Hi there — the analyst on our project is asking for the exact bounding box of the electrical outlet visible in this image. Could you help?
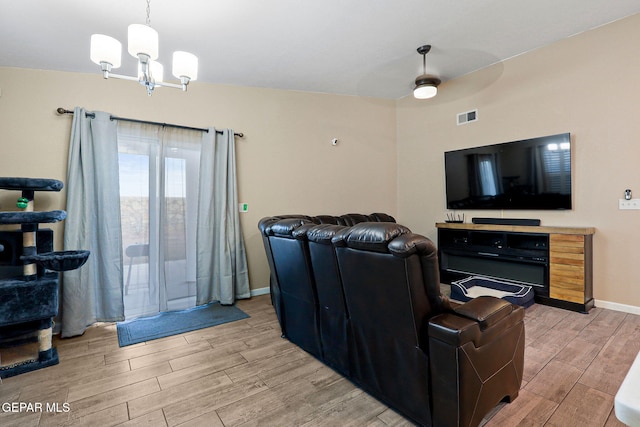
[619,199,640,210]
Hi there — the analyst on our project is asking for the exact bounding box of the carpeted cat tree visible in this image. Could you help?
[0,177,89,378]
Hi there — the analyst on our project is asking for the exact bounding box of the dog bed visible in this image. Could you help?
[451,276,535,308]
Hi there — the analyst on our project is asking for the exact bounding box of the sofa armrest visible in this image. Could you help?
[428,297,525,427]
[428,296,524,347]
[454,296,514,328]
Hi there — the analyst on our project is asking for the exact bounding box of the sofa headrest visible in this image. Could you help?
[265,218,314,237]
[258,213,395,235]
[339,213,371,226]
[258,215,313,234]
[291,223,317,239]
[305,224,348,244]
[368,212,396,223]
[313,215,340,225]
[332,222,411,253]
[388,234,437,259]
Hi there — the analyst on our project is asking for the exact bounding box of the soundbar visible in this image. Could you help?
[471,218,541,226]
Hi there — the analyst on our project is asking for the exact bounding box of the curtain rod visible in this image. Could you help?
[56,108,244,138]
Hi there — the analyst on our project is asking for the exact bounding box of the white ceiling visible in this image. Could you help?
[2,1,639,99]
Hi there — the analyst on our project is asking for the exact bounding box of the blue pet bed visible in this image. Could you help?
[451,276,535,308]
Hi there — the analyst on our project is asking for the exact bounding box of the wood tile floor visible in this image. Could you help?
[1,294,638,426]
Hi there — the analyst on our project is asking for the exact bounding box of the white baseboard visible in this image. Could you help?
[246,288,640,315]
[250,286,270,297]
[595,299,640,315]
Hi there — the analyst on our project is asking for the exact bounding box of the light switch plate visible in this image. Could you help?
[619,199,640,210]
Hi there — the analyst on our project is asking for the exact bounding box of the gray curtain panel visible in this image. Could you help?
[196,128,250,305]
[61,113,248,335]
[61,108,124,337]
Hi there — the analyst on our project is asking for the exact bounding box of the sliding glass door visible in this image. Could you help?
[117,123,201,319]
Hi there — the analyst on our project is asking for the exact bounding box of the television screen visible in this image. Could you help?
[445,133,571,210]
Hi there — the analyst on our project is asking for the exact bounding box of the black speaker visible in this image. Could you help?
[471,217,541,226]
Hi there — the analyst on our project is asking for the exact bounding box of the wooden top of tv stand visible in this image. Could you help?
[436,222,595,235]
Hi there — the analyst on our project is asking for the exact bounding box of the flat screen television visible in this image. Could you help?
[444,133,571,210]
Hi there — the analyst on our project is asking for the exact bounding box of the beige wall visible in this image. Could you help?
[397,13,640,308]
[0,68,397,291]
[2,13,639,309]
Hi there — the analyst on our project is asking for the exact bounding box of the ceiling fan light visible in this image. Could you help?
[413,44,441,99]
[128,24,159,60]
[90,34,122,68]
[414,84,438,99]
[172,51,198,81]
[413,75,441,99]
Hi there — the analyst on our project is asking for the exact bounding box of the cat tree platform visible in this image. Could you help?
[21,250,90,272]
[0,210,67,224]
[0,177,64,192]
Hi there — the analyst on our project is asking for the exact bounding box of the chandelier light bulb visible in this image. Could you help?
[90,34,122,68]
[150,61,164,83]
[127,24,159,60]
[139,60,164,83]
[172,51,198,81]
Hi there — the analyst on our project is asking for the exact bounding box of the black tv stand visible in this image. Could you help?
[436,222,595,313]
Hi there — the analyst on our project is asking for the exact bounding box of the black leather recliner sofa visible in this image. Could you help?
[258,216,524,426]
[257,212,396,355]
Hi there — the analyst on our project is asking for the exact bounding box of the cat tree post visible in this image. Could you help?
[21,188,37,278]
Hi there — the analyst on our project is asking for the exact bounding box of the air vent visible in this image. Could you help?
[457,109,478,126]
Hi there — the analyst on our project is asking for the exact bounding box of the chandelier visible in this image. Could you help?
[90,0,198,96]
